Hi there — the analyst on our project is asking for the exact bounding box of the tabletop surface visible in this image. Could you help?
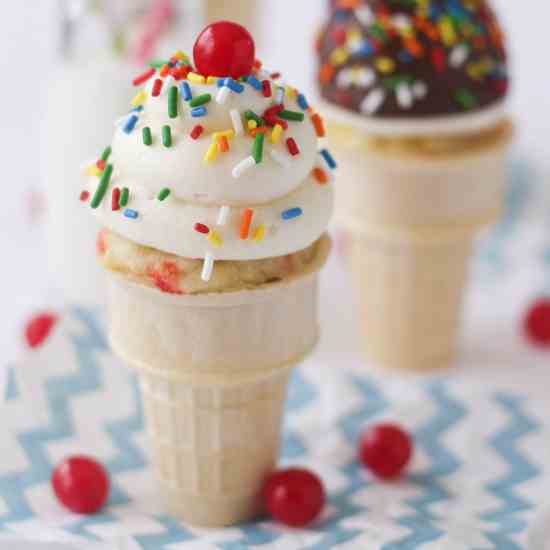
[1,157,550,549]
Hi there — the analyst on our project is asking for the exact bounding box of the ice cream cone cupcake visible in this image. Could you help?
[82,22,334,526]
[316,0,513,371]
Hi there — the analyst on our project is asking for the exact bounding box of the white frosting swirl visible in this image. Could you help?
[86,71,334,261]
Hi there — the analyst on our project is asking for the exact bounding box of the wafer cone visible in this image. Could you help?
[327,119,512,370]
[351,227,475,371]
[106,236,330,526]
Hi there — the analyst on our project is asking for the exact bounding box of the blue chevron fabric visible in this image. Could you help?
[0,306,548,550]
[1,159,549,549]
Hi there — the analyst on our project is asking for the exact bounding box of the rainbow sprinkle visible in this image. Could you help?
[239,208,253,239]
[123,114,139,134]
[111,187,120,211]
[157,188,171,201]
[189,94,212,108]
[252,224,266,242]
[180,81,192,101]
[204,142,218,163]
[101,146,112,161]
[218,135,230,153]
[123,208,138,219]
[131,91,147,107]
[252,133,264,163]
[217,206,230,225]
[142,127,152,146]
[90,164,113,209]
[261,80,272,98]
[320,148,337,170]
[207,230,223,247]
[213,130,235,140]
[275,86,285,104]
[297,93,309,110]
[281,207,302,220]
[201,252,214,281]
[162,125,172,147]
[232,156,256,178]
[168,86,179,118]
[194,222,210,234]
[286,138,300,156]
[312,167,329,185]
[246,75,262,91]
[86,165,99,177]
[119,187,129,208]
[216,86,230,104]
[244,110,263,126]
[223,78,245,93]
[230,109,244,135]
[148,60,167,69]
[190,125,204,140]
[270,124,284,144]
[151,79,163,97]
[132,68,155,86]
[311,113,325,137]
[188,72,206,84]
[279,109,305,122]
[191,106,207,117]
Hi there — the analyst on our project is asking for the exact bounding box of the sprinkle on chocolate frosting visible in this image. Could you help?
[317,0,508,119]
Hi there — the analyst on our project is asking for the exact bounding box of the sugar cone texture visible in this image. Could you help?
[351,229,474,371]
[106,236,330,526]
[327,119,512,371]
[138,365,291,526]
[328,120,513,232]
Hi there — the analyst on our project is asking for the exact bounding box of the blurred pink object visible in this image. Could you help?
[132,0,175,65]
[26,188,46,225]
[334,229,351,263]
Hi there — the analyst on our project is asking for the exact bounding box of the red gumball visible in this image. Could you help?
[359,423,413,480]
[52,456,110,514]
[524,298,550,348]
[25,312,57,349]
[262,468,325,527]
[193,21,255,79]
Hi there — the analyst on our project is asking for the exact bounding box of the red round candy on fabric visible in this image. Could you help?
[359,423,413,480]
[262,468,325,527]
[193,21,255,79]
[25,313,57,349]
[524,298,550,348]
[52,456,110,514]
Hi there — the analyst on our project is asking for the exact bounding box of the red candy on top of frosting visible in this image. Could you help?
[193,21,255,79]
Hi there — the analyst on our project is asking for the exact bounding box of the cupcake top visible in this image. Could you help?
[317,0,508,132]
[82,22,334,276]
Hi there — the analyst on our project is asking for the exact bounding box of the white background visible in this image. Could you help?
[1,0,549,367]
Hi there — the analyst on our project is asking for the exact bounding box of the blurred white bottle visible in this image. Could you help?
[43,0,202,306]
[43,2,137,306]
[43,0,259,307]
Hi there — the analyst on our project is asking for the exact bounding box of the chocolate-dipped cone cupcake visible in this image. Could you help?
[317,0,513,371]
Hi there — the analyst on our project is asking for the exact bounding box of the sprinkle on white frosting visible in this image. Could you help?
[87,68,334,261]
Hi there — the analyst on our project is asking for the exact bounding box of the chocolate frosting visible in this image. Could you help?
[317,0,508,119]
